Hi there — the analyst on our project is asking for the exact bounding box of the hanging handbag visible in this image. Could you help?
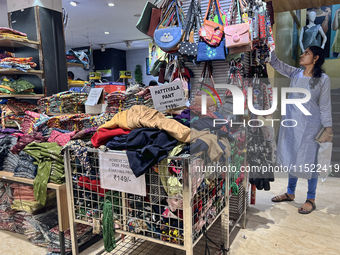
[158,66,166,83]
[224,0,252,49]
[148,7,162,37]
[136,0,162,35]
[197,38,227,62]
[164,59,177,82]
[150,53,168,76]
[178,0,199,56]
[154,0,183,52]
[199,0,225,47]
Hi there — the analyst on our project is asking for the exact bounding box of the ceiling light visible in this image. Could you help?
[126,41,132,49]
[108,3,115,7]
[100,44,106,52]
[70,1,78,7]
[104,32,110,34]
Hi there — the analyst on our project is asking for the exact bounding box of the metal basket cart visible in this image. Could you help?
[64,130,248,255]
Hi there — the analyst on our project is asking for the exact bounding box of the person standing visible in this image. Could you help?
[270,46,333,214]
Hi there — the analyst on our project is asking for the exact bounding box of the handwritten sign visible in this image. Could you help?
[149,80,186,112]
[99,151,146,196]
[85,88,103,106]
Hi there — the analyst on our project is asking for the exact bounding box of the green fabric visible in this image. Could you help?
[0,87,14,94]
[332,13,340,53]
[103,198,116,252]
[23,142,63,205]
[2,78,35,93]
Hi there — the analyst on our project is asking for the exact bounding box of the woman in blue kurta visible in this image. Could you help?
[269,46,333,214]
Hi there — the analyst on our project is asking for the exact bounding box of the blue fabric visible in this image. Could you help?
[126,128,177,177]
[287,171,318,199]
[197,38,226,62]
[106,135,128,150]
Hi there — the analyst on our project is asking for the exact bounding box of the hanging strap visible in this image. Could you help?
[183,0,195,41]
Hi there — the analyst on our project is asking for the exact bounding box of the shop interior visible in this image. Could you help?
[0,0,339,254]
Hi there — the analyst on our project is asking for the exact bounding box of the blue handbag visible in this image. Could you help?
[197,38,227,62]
[154,1,183,52]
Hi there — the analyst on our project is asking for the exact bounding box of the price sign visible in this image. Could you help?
[149,80,186,112]
[99,151,146,196]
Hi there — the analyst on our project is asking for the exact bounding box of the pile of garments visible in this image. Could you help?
[136,87,154,109]
[66,49,90,68]
[123,85,144,110]
[0,77,36,95]
[0,27,27,40]
[36,91,88,114]
[0,57,37,72]
[0,135,17,171]
[106,91,125,115]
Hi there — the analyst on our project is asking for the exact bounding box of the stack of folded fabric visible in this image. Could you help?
[0,27,27,39]
[0,135,18,171]
[0,57,37,72]
[106,91,126,114]
[124,85,143,110]
[0,77,36,95]
[13,151,37,179]
[2,151,20,173]
[136,87,154,109]
[36,92,88,114]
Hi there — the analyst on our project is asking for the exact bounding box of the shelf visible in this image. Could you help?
[67,62,84,68]
[0,94,45,99]
[0,68,44,78]
[0,37,40,49]
[0,171,66,190]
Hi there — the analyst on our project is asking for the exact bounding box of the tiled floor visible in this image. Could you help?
[1,176,339,254]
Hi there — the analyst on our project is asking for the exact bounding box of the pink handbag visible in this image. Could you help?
[224,0,251,49]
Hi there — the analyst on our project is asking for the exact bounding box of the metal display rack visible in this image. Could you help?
[64,130,248,255]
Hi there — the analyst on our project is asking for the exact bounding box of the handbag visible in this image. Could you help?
[164,59,177,82]
[158,67,166,83]
[136,0,161,35]
[198,0,225,47]
[197,38,227,62]
[179,0,199,56]
[224,0,252,49]
[154,1,183,52]
[147,8,162,37]
[315,127,328,144]
[150,53,167,76]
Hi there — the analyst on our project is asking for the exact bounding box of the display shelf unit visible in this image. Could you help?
[0,37,40,49]
[67,62,84,68]
[0,94,44,99]
[0,68,44,78]
[0,171,69,255]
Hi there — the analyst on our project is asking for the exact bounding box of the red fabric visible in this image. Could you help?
[78,176,107,197]
[48,130,77,146]
[91,128,131,148]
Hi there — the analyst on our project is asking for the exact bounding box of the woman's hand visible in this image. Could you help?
[321,127,333,143]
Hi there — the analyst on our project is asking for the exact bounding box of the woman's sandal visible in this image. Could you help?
[298,200,316,214]
[271,193,294,202]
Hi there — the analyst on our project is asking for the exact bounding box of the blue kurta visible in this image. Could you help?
[270,51,332,179]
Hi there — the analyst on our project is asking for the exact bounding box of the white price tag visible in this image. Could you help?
[99,151,146,196]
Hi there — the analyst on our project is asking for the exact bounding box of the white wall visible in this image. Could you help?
[0,1,8,27]
[68,66,90,81]
[126,48,156,86]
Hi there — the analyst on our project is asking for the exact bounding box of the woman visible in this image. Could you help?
[270,46,333,214]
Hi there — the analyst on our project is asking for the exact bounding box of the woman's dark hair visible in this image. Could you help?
[152,45,156,50]
[308,46,325,89]
[68,71,74,80]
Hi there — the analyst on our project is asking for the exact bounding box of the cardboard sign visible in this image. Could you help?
[85,88,103,106]
[149,80,186,112]
[99,151,146,196]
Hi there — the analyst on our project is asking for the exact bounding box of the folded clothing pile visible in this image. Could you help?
[13,151,37,179]
[106,91,126,114]
[0,135,17,171]
[136,87,154,109]
[123,85,143,110]
[0,77,36,95]
[36,91,88,114]
[0,27,27,39]
[0,57,37,72]
[47,223,94,253]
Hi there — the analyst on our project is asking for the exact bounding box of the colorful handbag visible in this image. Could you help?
[136,0,161,35]
[179,0,201,56]
[224,0,251,49]
[197,38,227,62]
[198,0,225,47]
[154,1,183,52]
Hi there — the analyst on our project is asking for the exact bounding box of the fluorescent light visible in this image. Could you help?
[70,1,78,7]
[108,3,115,7]
[104,32,110,34]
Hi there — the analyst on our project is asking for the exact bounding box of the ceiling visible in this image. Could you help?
[62,0,153,51]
